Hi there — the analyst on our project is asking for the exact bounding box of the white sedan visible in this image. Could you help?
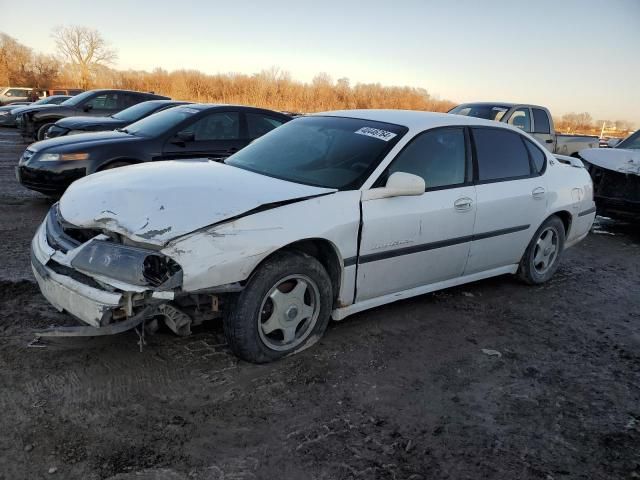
[31,110,596,362]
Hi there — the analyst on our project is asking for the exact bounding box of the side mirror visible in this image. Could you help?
[173,131,195,144]
[606,138,620,148]
[83,104,93,112]
[362,172,425,201]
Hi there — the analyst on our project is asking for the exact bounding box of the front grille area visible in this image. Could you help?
[46,204,101,253]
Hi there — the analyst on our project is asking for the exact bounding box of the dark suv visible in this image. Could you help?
[19,89,170,141]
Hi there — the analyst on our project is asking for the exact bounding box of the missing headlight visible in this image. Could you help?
[71,239,182,288]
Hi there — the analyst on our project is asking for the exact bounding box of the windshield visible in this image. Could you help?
[225,116,407,189]
[60,90,96,107]
[616,130,640,150]
[449,104,510,121]
[112,101,163,123]
[124,106,199,137]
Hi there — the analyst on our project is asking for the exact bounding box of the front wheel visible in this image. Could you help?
[36,122,54,141]
[224,251,333,363]
[518,216,565,284]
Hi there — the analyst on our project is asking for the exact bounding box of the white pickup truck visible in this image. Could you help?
[449,102,599,157]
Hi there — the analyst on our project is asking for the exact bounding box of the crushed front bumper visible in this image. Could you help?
[31,223,122,327]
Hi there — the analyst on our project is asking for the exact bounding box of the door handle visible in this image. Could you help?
[454,197,473,211]
[545,139,553,144]
[532,187,546,199]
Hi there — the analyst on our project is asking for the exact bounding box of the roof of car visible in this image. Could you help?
[454,101,548,110]
[138,99,192,106]
[316,109,524,132]
[86,89,170,98]
[177,104,290,115]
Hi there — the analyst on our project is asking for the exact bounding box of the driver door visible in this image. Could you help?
[356,127,477,301]
[161,111,246,161]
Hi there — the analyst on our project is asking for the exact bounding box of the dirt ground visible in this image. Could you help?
[0,127,638,480]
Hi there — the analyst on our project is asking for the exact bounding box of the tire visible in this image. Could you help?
[36,122,54,141]
[518,216,565,285]
[224,250,333,363]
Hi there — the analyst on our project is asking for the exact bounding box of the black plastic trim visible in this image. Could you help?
[353,224,530,265]
[578,207,597,217]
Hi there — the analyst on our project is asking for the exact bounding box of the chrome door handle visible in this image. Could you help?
[454,197,473,211]
[532,187,546,199]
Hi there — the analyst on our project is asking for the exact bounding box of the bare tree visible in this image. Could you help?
[51,25,117,89]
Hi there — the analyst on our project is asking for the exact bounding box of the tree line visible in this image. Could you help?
[0,27,454,114]
[0,26,633,134]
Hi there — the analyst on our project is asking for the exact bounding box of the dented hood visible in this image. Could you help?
[580,148,640,175]
[59,160,336,246]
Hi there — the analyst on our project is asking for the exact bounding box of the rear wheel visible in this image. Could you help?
[224,251,332,363]
[518,216,565,284]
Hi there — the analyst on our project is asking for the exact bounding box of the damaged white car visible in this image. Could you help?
[32,110,596,362]
[579,129,640,222]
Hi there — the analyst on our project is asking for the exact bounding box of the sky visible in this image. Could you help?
[2,0,639,125]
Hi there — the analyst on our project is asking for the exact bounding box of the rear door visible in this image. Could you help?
[356,127,477,301]
[161,110,246,160]
[465,127,548,275]
[531,108,556,153]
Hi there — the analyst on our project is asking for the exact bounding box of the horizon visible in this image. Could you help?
[2,0,639,125]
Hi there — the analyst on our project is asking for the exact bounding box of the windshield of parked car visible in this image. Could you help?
[124,106,200,137]
[449,104,509,121]
[225,116,407,189]
[60,90,97,107]
[616,130,640,149]
[112,101,163,123]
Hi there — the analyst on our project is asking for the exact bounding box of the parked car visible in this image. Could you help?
[449,103,599,157]
[43,88,84,97]
[45,100,192,138]
[30,110,595,362]
[17,104,291,195]
[579,130,640,221]
[0,87,34,105]
[19,89,170,141]
[0,96,71,127]
[0,102,31,125]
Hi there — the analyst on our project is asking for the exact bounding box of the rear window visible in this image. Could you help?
[449,104,509,121]
[523,138,546,173]
[472,128,532,182]
[533,109,551,134]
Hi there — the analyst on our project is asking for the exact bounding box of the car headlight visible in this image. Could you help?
[39,152,90,161]
[71,239,182,288]
[0,112,8,116]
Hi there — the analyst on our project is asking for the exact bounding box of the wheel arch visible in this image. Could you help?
[95,158,143,172]
[247,237,344,308]
[546,210,572,237]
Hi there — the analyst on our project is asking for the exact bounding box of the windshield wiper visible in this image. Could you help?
[116,128,130,134]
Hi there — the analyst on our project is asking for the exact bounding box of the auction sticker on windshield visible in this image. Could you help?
[355,127,397,141]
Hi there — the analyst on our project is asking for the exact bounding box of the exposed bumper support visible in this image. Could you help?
[34,307,153,338]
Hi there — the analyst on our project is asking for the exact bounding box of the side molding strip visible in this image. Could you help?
[578,207,597,217]
[344,224,530,266]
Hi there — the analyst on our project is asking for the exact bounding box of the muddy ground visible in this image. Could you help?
[0,127,638,480]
